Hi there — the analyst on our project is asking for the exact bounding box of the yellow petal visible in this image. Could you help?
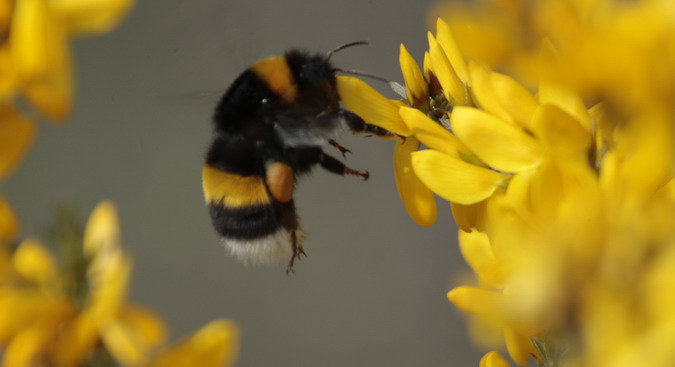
[336,76,410,136]
[530,157,600,223]
[13,238,57,286]
[480,351,510,367]
[467,315,504,350]
[0,289,74,343]
[88,250,131,321]
[149,319,239,367]
[0,195,20,241]
[399,106,468,157]
[51,0,134,35]
[532,104,590,155]
[538,81,591,131]
[436,18,468,82]
[490,72,538,131]
[458,230,493,271]
[0,106,36,180]
[451,107,543,172]
[0,47,18,99]
[393,137,436,226]
[0,0,12,27]
[468,61,514,124]
[10,0,51,81]
[3,326,52,367]
[399,44,428,108]
[83,200,121,257]
[451,200,488,233]
[503,328,535,366]
[11,0,73,120]
[100,304,167,367]
[422,51,432,83]
[447,286,509,322]
[411,150,506,205]
[53,311,99,367]
[427,32,468,105]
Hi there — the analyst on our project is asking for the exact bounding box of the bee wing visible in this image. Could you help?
[273,112,343,148]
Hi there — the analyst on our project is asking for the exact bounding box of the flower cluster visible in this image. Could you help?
[0,0,134,243]
[0,201,238,367]
[338,1,675,366]
[0,2,240,366]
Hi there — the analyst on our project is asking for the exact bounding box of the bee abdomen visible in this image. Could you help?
[208,203,293,264]
[202,164,295,264]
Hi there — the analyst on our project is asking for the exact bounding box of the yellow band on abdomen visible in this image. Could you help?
[202,165,270,207]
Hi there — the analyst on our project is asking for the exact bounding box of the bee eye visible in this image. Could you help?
[261,98,269,104]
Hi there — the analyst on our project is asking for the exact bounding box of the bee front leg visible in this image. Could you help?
[339,109,401,139]
[319,153,369,181]
[328,139,351,158]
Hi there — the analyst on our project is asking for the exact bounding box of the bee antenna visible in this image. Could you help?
[326,40,369,60]
[333,68,390,84]
[334,69,407,99]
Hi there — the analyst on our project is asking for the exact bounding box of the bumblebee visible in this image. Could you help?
[203,42,393,272]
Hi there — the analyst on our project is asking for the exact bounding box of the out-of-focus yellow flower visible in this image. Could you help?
[9,0,134,120]
[0,202,240,367]
[0,195,19,242]
[0,0,134,247]
[0,238,77,367]
[60,201,167,367]
[0,106,35,181]
[480,351,510,367]
[437,0,675,115]
[149,319,239,367]
[0,105,35,243]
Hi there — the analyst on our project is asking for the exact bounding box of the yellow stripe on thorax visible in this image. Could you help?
[202,165,270,207]
[249,56,297,103]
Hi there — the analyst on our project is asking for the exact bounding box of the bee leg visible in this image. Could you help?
[319,153,369,181]
[339,109,403,140]
[328,139,351,158]
[286,229,305,275]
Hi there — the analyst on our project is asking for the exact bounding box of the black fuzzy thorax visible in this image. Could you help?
[208,49,341,177]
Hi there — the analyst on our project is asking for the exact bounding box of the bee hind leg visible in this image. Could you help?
[286,229,306,275]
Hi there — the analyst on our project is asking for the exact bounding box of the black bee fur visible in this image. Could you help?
[203,45,394,272]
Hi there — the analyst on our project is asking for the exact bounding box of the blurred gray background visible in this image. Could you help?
[5,0,485,365]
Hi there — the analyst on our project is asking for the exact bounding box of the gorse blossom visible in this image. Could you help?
[0,202,239,367]
[338,1,675,366]
[0,3,240,366]
[0,0,133,245]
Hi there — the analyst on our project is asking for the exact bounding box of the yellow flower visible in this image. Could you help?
[480,351,510,367]
[337,72,437,227]
[71,201,167,367]
[0,238,77,367]
[148,319,239,367]
[0,201,240,367]
[10,0,134,121]
[0,195,18,242]
[426,19,469,106]
[0,105,36,243]
[0,0,134,247]
[398,44,428,110]
[341,4,675,366]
